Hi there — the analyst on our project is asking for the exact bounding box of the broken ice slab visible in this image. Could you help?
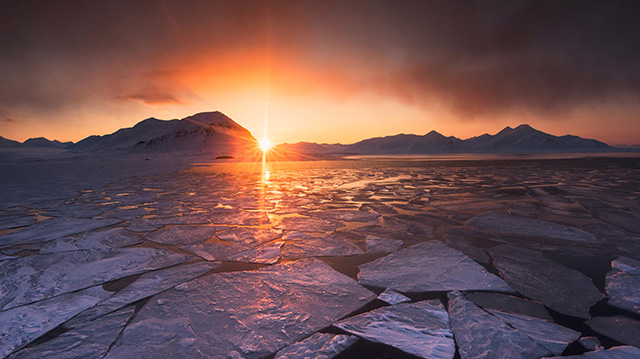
[465,292,553,321]
[8,306,134,359]
[0,218,121,247]
[144,225,217,245]
[127,214,210,232]
[66,262,219,327]
[216,227,282,246]
[487,309,581,355]
[381,216,434,239]
[591,208,640,234]
[365,236,403,253]
[281,234,364,258]
[0,215,37,231]
[333,300,455,359]
[578,337,603,351]
[585,315,640,348]
[605,256,640,315]
[0,247,191,311]
[104,259,375,359]
[208,210,270,226]
[274,333,358,359]
[542,346,640,359]
[0,286,110,359]
[39,228,142,253]
[226,242,283,264]
[181,242,248,261]
[377,288,411,305]
[274,216,345,233]
[447,291,552,359]
[308,210,380,222]
[467,212,598,244]
[358,241,513,293]
[442,233,490,263]
[487,244,604,319]
[0,253,16,261]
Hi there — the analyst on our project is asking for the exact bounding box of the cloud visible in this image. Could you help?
[116,87,182,106]
[4,118,17,122]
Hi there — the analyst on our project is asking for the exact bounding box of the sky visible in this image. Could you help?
[1,0,639,145]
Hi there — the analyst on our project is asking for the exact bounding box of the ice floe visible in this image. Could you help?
[358,241,513,292]
[377,288,411,305]
[144,225,217,245]
[365,236,403,253]
[39,227,141,253]
[0,218,121,247]
[585,315,640,348]
[334,300,455,359]
[282,234,363,258]
[274,333,357,359]
[0,248,191,310]
[465,292,553,321]
[8,306,134,359]
[66,262,219,327]
[216,227,282,246]
[0,286,110,358]
[605,256,640,315]
[487,244,604,319]
[467,212,598,244]
[104,259,375,359]
[447,291,552,359]
[542,346,640,359]
[274,216,345,232]
[308,209,379,222]
[228,241,283,264]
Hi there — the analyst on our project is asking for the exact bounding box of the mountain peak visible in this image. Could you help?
[515,124,533,130]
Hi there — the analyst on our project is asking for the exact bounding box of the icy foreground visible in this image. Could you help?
[1,157,640,357]
[334,300,455,358]
[104,259,375,359]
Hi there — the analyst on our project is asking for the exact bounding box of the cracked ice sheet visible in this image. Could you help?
[0,218,121,247]
[487,309,580,355]
[208,210,270,226]
[274,216,345,232]
[216,227,282,246]
[605,256,640,315]
[585,315,640,348]
[39,228,141,253]
[358,241,513,293]
[467,212,598,244]
[66,262,219,327]
[377,288,411,305]
[365,236,403,253]
[144,225,217,245]
[0,215,37,231]
[181,242,248,261]
[465,292,553,321]
[281,234,363,258]
[0,286,110,359]
[274,333,358,359]
[334,300,455,359]
[542,346,640,359]
[228,242,283,264]
[487,244,603,319]
[7,306,134,359]
[0,248,191,311]
[447,291,552,359]
[308,210,380,222]
[105,259,376,359]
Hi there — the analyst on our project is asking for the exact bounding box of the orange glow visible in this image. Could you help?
[258,138,272,152]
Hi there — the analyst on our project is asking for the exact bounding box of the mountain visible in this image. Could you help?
[69,111,258,157]
[69,118,179,152]
[0,136,23,149]
[277,124,612,156]
[133,112,255,154]
[23,137,72,148]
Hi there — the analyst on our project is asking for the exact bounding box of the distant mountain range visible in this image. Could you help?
[0,113,631,158]
[277,124,614,156]
[0,136,71,149]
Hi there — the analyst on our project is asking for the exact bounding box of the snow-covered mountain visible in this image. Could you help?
[69,111,258,157]
[277,124,612,156]
[69,118,179,152]
[23,137,72,148]
[0,136,23,148]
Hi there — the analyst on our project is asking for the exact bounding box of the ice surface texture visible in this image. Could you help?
[274,333,358,359]
[605,256,640,315]
[358,241,513,292]
[105,259,375,359]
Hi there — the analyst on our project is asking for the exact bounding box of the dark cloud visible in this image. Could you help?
[5,118,17,123]
[1,0,639,120]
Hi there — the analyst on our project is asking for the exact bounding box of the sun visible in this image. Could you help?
[258,137,272,152]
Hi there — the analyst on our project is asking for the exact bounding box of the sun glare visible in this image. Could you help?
[258,138,272,152]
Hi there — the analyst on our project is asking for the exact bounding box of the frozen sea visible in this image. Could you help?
[1,154,640,358]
